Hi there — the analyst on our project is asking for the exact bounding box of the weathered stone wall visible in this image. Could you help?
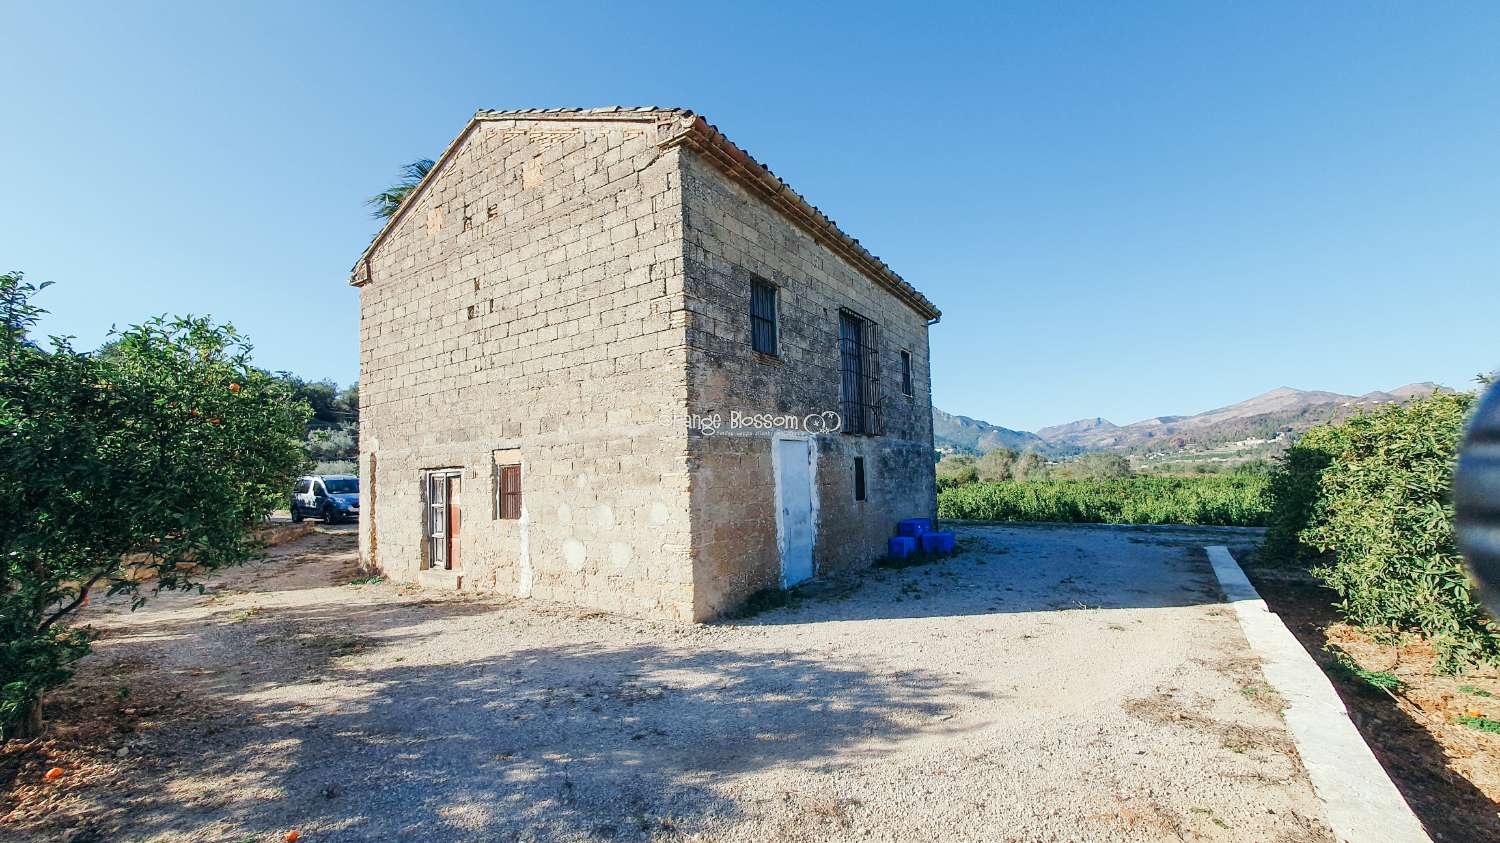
[678,151,938,619]
[357,115,697,620]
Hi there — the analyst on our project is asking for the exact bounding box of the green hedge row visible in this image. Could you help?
[937,475,1270,527]
[1262,391,1498,669]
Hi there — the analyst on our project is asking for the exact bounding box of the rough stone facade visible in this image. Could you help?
[679,153,937,618]
[353,108,939,622]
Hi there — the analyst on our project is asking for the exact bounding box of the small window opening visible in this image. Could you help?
[495,463,522,520]
[750,278,778,355]
[900,350,913,397]
[854,456,867,502]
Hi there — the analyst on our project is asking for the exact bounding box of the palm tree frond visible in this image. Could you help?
[368,158,437,220]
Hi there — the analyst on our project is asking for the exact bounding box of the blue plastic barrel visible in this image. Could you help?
[888,535,918,559]
[920,531,956,555]
[897,518,932,537]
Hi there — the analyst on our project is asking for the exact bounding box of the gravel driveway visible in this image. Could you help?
[23,523,1334,842]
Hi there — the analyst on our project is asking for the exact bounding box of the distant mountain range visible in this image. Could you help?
[932,408,1053,455]
[935,383,1454,460]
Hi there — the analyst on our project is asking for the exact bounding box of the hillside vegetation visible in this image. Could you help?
[278,376,358,474]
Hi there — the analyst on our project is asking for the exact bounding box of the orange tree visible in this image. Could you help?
[0,272,309,737]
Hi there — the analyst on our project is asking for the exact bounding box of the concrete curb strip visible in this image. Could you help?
[1204,545,1430,843]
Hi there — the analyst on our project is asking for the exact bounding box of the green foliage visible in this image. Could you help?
[938,448,1052,491]
[975,447,1019,482]
[1457,714,1500,734]
[0,272,310,737]
[1327,647,1404,692]
[1013,450,1047,479]
[1053,452,1133,480]
[308,424,357,461]
[277,376,358,472]
[280,376,357,427]
[1296,392,1496,670]
[367,158,434,220]
[938,474,1269,526]
[313,460,358,476]
[1145,458,1275,477]
[935,454,978,490]
[1261,424,1349,562]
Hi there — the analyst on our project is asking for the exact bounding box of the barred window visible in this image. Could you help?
[839,310,882,436]
[900,350,913,397]
[750,278,778,355]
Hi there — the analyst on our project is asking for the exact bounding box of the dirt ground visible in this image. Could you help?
[1238,554,1500,842]
[3,524,1336,842]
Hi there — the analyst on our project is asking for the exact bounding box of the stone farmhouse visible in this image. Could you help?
[350,107,941,621]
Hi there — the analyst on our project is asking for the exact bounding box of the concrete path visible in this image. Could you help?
[1205,545,1430,843]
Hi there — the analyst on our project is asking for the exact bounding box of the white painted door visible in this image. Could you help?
[775,438,815,587]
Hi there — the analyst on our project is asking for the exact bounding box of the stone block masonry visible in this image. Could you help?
[351,108,939,622]
[679,151,937,618]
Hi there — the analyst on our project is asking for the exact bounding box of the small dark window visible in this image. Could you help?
[496,464,522,520]
[294,479,311,494]
[854,456,867,501]
[750,278,778,355]
[900,350,913,397]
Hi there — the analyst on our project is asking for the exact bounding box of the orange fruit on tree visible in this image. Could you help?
[43,767,63,781]
[229,383,241,393]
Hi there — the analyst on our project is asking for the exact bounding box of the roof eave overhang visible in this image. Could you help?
[659,116,940,322]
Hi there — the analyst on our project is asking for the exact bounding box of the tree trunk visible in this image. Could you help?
[14,698,43,738]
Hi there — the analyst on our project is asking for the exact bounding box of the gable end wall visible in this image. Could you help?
[357,117,697,620]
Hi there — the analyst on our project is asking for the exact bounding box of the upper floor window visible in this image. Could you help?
[750,278,778,356]
[839,310,882,436]
[900,350,913,397]
[495,463,523,520]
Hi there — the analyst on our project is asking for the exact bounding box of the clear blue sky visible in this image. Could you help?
[3,2,1496,431]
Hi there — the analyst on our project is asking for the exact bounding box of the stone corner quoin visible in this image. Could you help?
[350,108,940,623]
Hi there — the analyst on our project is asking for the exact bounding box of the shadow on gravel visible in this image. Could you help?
[41,523,1252,840]
[69,596,985,841]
